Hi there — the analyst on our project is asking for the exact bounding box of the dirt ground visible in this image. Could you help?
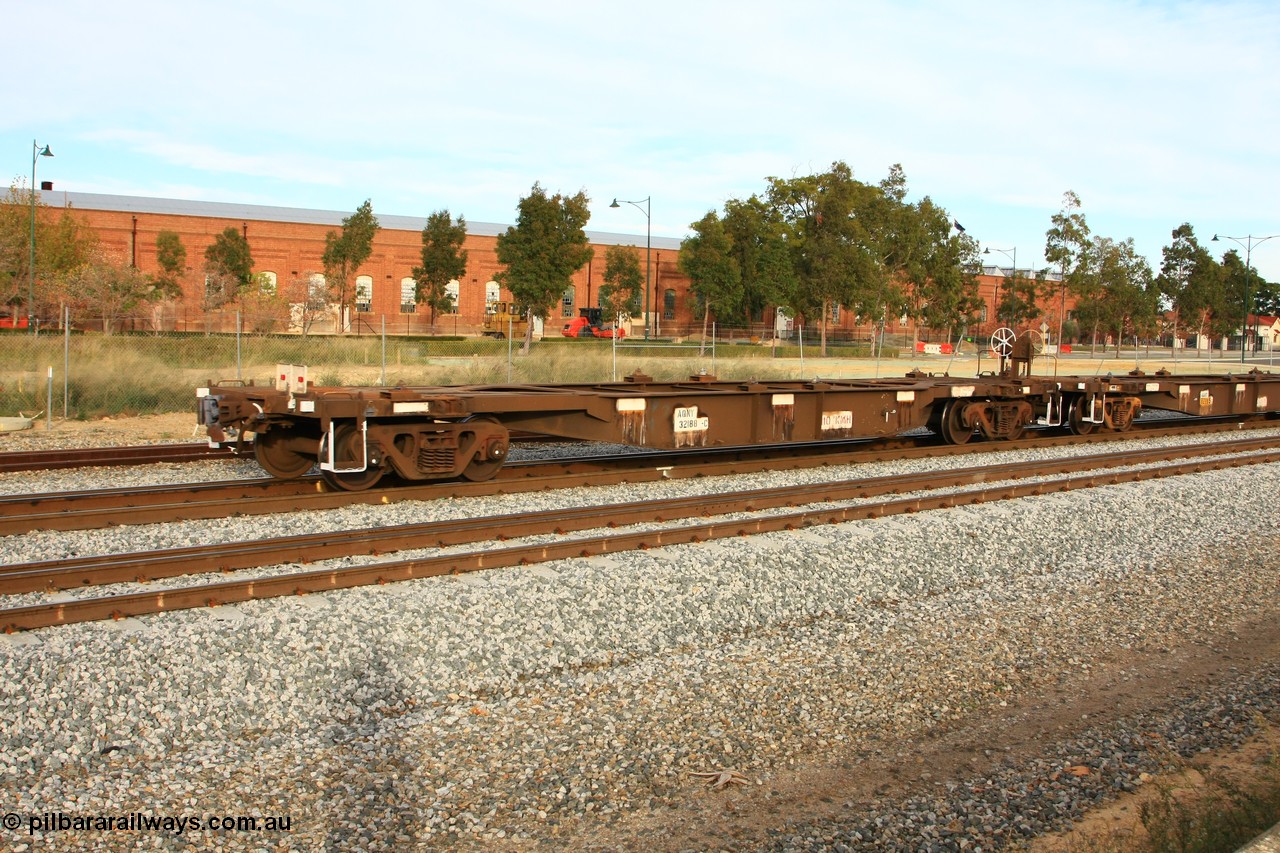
[555,612,1280,852]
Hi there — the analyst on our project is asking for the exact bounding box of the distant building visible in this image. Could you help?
[27,191,1071,342]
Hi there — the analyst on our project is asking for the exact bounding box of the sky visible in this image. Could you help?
[5,0,1279,282]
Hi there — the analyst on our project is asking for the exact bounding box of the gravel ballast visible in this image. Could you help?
[0,424,1278,851]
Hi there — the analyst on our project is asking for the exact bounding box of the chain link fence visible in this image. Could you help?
[1,311,907,420]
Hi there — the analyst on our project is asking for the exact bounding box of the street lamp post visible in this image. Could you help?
[982,246,1016,328]
[28,140,54,334]
[1212,233,1279,364]
[609,196,651,340]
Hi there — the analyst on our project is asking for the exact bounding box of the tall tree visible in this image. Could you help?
[62,252,157,333]
[1090,236,1157,352]
[153,230,187,300]
[1156,224,1218,350]
[202,226,254,311]
[767,162,884,354]
[679,211,742,345]
[598,245,643,323]
[412,210,468,326]
[322,199,380,331]
[494,183,594,351]
[722,195,794,325]
[1044,191,1095,349]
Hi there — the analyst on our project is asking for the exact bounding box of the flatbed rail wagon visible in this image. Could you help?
[197,362,1280,491]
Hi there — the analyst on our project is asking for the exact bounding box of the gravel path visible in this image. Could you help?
[0,421,1277,851]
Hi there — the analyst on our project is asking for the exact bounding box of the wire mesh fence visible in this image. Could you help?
[0,311,908,420]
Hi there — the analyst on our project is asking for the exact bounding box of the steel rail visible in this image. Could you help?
[0,442,246,472]
[0,417,1274,536]
[3,439,1278,631]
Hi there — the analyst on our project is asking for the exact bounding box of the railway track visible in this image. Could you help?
[0,441,246,472]
[3,432,1278,633]
[0,416,1273,536]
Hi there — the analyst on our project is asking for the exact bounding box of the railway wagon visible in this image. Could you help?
[196,363,1280,492]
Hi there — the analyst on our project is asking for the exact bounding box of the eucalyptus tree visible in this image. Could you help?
[1156,224,1218,350]
[721,195,795,326]
[322,199,380,332]
[153,230,187,301]
[1090,236,1157,353]
[1044,191,1096,349]
[413,210,468,326]
[766,161,884,354]
[598,245,643,323]
[678,211,742,344]
[494,183,593,351]
[202,226,254,312]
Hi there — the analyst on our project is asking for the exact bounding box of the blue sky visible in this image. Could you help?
[6,0,1279,281]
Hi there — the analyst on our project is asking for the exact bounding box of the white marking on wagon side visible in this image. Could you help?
[1258,396,1268,410]
[1145,382,1160,392]
[896,390,916,403]
[821,411,854,431]
[616,398,647,412]
[392,401,432,414]
[300,400,316,413]
[951,386,975,398]
[771,393,795,406]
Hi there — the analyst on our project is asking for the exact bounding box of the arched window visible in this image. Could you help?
[400,277,417,313]
[663,288,676,320]
[485,281,500,305]
[259,271,278,295]
[445,280,460,314]
[307,273,327,309]
[355,275,373,312]
[830,303,841,324]
[562,285,575,318]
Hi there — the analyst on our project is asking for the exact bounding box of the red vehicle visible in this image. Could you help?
[561,308,626,339]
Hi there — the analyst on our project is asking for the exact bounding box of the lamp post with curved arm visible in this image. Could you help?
[1212,233,1278,364]
[29,140,54,334]
[982,246,1015,328]
[609,196,650,340]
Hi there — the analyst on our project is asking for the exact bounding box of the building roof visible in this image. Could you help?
[36,190,685,251]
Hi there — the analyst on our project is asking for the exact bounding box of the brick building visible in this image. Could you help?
[31,191,1065,343]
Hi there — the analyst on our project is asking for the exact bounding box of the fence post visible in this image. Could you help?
[712,322,717,376]
[63,306,70,419]
[507,312,514,382]
[46,366,53,431]
[380,316,387,386]
[236,311,242,381]
[798,326,804,377]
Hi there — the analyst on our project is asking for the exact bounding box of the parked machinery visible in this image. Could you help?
[197,353,1280,492]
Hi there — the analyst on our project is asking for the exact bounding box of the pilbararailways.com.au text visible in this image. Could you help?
[8,810,292,836]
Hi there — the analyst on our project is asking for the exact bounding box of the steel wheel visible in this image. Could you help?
[1068,396,1098,435]
[253,429,316,479]
[938,400,975,445]
[459,416,509,482]
[320,423,384,491]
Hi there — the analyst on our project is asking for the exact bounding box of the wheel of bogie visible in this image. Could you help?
[493,331,505,340]
[1006,414,1026,441]
[938,400,975,445]
[1068,396,1098,435]
[320,423,385,491]
[460,417,509,482]
[253,429,316,479]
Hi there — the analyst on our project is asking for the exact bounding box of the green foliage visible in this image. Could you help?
[63,257,158,333]
[494,183,594,345]
[722,195,794,323]
[202,226,254,310]
[322,199,380,321]
[412,210,468,322]
[599,244,643,319]
[153,230,187,300]
[679,211,741,327]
